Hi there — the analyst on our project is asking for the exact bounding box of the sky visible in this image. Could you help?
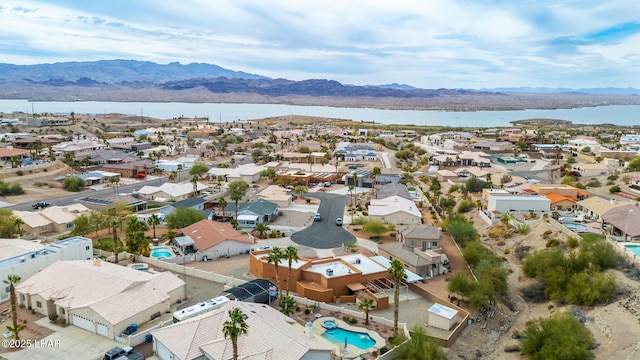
[1,0,640,89]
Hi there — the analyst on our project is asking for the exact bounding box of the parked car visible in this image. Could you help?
[336,218,343,226]
[314,213,321,221]
[32,202,50,209]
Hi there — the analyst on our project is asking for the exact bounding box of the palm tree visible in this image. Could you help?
[168,171,177,183]
[110,219,121,264]
[230,190,243,228]
[4,275,23,340]
[358,298,376,325]
[148,214,161,239]
[219,197,228,222]
[265,247,284,298]
[222,308,249,360]
[293,185,308,200]
[190,175,199,197]
[388,258,407,336]
[348,185,355,213]
[13,218,24,238]
[284,246,299,296]
[253,222,270,239]
[109,176,120,194]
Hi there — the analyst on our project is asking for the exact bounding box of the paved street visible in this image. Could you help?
[291,192,355,249]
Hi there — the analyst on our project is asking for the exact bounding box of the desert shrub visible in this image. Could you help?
[609,185,621,193]
[497,240,505,246]
[16,170,24,176]
[566,237,580,249]
[504,344,521,353]
[516,223,530,235]
[63,176,86,192]
[586,178,601,188]
[607,174,619,181]
[546,238,560,247]
[543,230,553,237]
[522,312,596,359]
[504,248,511,255]
[457,199,475,213]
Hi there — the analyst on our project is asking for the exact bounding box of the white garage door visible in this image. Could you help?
[96,322,109,337]
[72,314,94,332]
[155,341,173,360]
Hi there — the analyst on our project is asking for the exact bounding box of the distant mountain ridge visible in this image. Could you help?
[484,87,640,95]
[0,59,268,84]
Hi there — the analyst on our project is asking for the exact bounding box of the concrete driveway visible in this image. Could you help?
[291,193,355,249]
[2,323,123,360]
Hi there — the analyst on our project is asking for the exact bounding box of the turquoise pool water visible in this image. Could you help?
[563,222,588,232]
[151,248,173,259]
[322,327,376,349]
[624,245,640,256]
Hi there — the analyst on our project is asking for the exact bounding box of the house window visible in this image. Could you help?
[432,241,438,248]
[36,301,42,308]
[40,225,48,231]
[85,246,90,250]
[61,308,65,315]
[410,240,416,246]
[66,223,74,229]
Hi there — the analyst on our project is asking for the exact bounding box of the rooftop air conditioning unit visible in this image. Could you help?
[20,257,26,263]
[326,268,334,276]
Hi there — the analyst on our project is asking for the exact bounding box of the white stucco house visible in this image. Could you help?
[15,259,184,339]
[181,220,254,260]
[368,195,422,225]
[481,194,551,224]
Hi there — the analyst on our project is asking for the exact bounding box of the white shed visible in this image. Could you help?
[427,303,459,330]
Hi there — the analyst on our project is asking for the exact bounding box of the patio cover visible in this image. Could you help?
[370,255,424,283]
[346,283,366,291]
[238,214,259,222]
[175,235,195,247]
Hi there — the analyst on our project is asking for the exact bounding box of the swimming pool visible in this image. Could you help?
[151,247,173,259]
[321,327,376,350]
[624,245,640,257]
[563,222,588,232]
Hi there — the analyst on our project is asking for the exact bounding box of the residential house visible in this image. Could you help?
[52,140,107,156]
[602,204,640,241]
[571,163,611,177]
[568,137,599,153]
[151,301,334,360]
[139,181,209,202]
[76,193,148,212]
[225,199,279,228]
[376,183,412,200]
[207,164,266,184]
[83,149,139,165]
[155,159,189,172]
[480,194,551,225]
[0,147,29,163]
[181,220,254,260]
[158,197,208,218]
[575,197,631,223]
[470,140,513,152]
[101,160,155,178]
[16,259,184,339]
[251,252,392,308]
[396,224,443,251]
[335,143,378,161]
[377,242,443,278]
[368,196,422,225]
[251,185,293,208]
[0,236,93,300]
[14,204,91,238]
[436,169,458,182]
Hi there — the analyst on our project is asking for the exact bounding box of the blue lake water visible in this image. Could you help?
[1,99,639,127]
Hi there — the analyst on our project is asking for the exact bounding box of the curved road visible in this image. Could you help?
[291,192,355,249]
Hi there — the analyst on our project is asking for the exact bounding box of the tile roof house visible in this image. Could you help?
[14,204,91,238]
[575,197,631,223]
[251,185,293,208]
[151,301,334,360]
[225,199,280,228]
[159,197,208,218]
[602,204,640,241]
[395,224,443,250]
[16,259,184,340]
[376,183,412,200]
[181,220,254,260]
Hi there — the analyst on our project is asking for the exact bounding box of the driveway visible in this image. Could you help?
[1,323,123,360]
[291,193,355,249]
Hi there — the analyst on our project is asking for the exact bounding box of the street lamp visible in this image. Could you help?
[624,209,634,241]
[182,242,187,301]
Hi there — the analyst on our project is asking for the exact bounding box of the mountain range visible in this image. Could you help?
[0,60,639,110]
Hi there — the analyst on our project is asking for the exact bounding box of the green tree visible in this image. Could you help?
[70,214,91,236]
[89,210,107,237]
[0,209,19,238]
[4,275,23,340]
[109,176,120,194]
[223,307,249,360]
[363,219,388,240]
[388,259,407,336]
[394,324,446,360]
[465,177,488,192]
[358,298,376,325]
[265,247,285,298]
[279,295,296,316]
[110,218,121,264]
[62,176,86,192]
[284,246,299,296]
[189,163,210,179]
[219,197,228,222]
[294,185,308,199]
[627,156,640,171]
[165,207,205,229]
[522,312,596,360]
[125,216,150,256]
[447,219,479,247]
[229,180,249,226]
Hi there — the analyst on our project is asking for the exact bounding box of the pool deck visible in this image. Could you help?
[312,316,386,357]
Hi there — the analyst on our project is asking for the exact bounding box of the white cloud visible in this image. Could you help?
[0,0,639,88]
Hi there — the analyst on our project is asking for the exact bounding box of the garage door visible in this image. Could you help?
[72,314,94,332]
[156,341,173,360]
[96,322,109,337]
